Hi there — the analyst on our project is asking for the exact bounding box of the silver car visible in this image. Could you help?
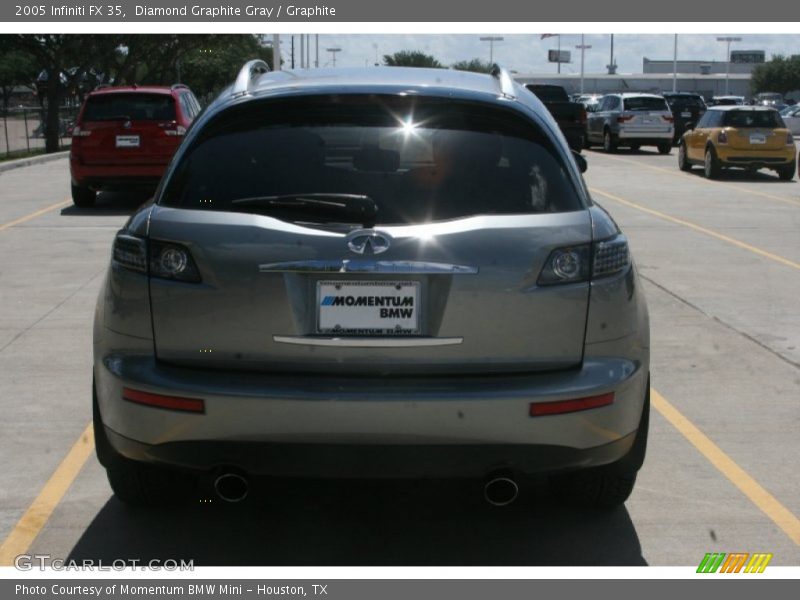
[93,62,650,509]
[587,93,674,153]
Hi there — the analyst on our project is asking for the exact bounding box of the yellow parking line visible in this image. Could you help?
[0,199,71,232]
[0,423,94,566]
[651,388,800,546]
[586,150,800,208]
[590,187,800,271]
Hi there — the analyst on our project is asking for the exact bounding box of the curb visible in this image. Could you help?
[0,150,69,174]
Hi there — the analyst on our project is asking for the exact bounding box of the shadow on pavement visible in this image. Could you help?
[60,191,152,217]
[68,477,647,566]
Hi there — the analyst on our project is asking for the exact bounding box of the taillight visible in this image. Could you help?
[112,231,201,283]
[537,233,630,286]
[662,115,674,123]
[112,233,147,273]
[71,126,91,138]
[617,115,634,123]
[787,131,794,145]
[149,240,201,283]
[718,130,728,144]
[164,125,187,137]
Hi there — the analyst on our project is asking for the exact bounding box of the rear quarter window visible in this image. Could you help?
[160,95,585,224]
[82,93,176,121]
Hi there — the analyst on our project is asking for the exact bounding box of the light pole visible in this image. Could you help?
[672,34,678,93]
[326,47,341,68]
[716,36,742,95]
[575,35,592,94]
[272,34,281,71]
[479,36,504,65]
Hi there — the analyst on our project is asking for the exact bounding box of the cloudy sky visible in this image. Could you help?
[285,34,800,74]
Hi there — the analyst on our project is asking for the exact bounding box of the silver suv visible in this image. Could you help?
[587,93,674,153]
[93,62,650,509]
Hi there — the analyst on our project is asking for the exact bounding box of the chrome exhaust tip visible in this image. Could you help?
[213,472,249,503]
[483,476,519,507]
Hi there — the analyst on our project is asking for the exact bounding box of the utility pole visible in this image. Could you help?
[315,34,319,68]
[479,36,504,65]
[672,34,678,92]
[557,35,562,74]
[272,34,280,71]
[575,34,592,94]
[716,36,741,95]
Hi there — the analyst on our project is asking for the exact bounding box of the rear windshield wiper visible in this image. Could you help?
[230,193,378,228]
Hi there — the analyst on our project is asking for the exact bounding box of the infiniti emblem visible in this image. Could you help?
[122,120,132,129]
[347,232,391,255]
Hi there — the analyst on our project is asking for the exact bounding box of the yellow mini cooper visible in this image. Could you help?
[678,105,796,180]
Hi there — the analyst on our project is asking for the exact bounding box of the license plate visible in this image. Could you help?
[115,135,140,148]
[317,281,420,335]
[749,134,766,144]
[681,111,692,117]
[642,118,654,124]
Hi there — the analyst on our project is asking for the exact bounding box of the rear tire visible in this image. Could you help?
[776,163,795,181]
[549,378,650,509]
[603,130,617,153]
[71,184,95,208]
[657,143,672,155]
[678,142,692,171]
[704,147,721,179]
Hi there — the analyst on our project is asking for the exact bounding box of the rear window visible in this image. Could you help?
[722,110,783,128]
[665,95,705,109]
[623,96,669,112]
[526,85,568,103]
[160,95,583,225]
[82,93,176,121]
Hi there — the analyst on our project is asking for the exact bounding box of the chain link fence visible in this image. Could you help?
[0,106,80,159]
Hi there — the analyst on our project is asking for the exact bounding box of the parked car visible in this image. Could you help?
[524,84,588,152]
[93,62,650,509]
[678,106,796,180]
[586,93,674,153]
[709,96,745,106]
[780,105,800,135]
[662,92,706,143]
[575,94,603,113]
[754,92,784,107]
[69,84,201,207]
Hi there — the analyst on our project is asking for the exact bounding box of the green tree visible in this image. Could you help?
[751,54,800,96]
[0,44,38,110]
[451,58,493,74]
[383,51,443,68]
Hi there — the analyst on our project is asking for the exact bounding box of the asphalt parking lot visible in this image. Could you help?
[0,148,798,567]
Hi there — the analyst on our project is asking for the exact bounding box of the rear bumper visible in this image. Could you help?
[94,343,648,478]
[70,157,168,188]
[616,130,673,142]
[717,149,795,168]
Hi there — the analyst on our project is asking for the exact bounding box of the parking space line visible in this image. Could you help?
[651,388,800,546]
[0,199,71,232]
[586,151,800,208]
[0,423,94,566]
[590,187,800,271]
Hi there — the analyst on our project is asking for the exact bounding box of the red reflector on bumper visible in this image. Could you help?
[529,392,614,417]
[123,387,205,413]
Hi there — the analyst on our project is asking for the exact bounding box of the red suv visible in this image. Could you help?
[70,84,201,207]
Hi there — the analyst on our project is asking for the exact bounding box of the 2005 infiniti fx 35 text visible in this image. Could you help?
[93,61,650,508]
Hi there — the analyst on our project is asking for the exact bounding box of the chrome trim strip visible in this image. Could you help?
[259,260,478,274]
[273,336,464,348]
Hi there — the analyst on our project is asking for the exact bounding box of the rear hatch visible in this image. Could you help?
[74,92,181,165]
[620,96,673,134]
[722,109,789,151]
[149,95,592,375]
[667,96,706,129]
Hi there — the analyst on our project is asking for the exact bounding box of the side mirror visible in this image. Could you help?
[572,150,588,173]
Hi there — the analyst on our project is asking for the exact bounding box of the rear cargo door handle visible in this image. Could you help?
[259,260,478,275]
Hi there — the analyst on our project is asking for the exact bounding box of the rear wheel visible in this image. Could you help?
[678,142,692,171]
[549,378,650,509]
[704,147,721,179]
[657,142,672,155]
[71,184,95,207]
[776,163,795,181]
[603,129,617,153]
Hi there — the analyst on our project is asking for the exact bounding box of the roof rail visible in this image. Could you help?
[490,64,516,99]
[232,59,270,97]
[171,83,189,90]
